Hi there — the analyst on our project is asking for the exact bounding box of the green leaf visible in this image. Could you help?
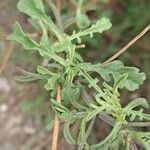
[62,86,81,105]
[126,109,150,121]
[78,117,95,150]
[90,122,122,149]
[76,9,90,29]
[75,52,83,62]
[114,74,128,92]
[63,122,76,145]
[88,78,99,88]
[16,75,45,82]
[37,65,51,75]
[130,131,150,150]
[46,0,63,31]
[86,106,105,122]
[77,118,86,145]
[37,65,56,76]
[50,40,70,53]
[45,75,58,91]
[109,135,122,150]
[72,101,87,110]
[70,17,112,41]
[28,18,42,32]
[18,0,46,20]
[15,68,47,82]
[39,21,51,48]
[124,98,149,111]
[42,50,67,66]
[8,22,39,49]
[8,22,67,66]
[50,99,69,113]
[123,98,150,121]
[78,60,146,91]
[18,0,63,40]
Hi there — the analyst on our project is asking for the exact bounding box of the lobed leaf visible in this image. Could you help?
[8,22,67,66]
[70,17,112,41]
[8,22,39,50]
[18,0,46,20]
[18,0,63,40]
[78,60,146,91]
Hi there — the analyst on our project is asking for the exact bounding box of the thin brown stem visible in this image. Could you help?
[0,42,14,75]
[0,32,39,40]
[56,0,61,15]
[51,1,62,150]
[103,24,150,64]
[51,85,61,150]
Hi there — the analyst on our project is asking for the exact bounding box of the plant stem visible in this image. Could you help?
[103,24,150,64]
[99,112,114,126]
[78,117,96,150]
[51,85,61,150]
[51,1,62,150]
[126,122,150,127]
[56,0,61,15]
[46,0,63,32]
[0,42,14,75]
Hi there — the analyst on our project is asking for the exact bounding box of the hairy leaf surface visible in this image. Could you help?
[78,60,146,91]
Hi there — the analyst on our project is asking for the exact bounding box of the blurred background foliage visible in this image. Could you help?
[0,0,149,149]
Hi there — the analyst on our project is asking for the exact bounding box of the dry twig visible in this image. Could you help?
[51,1,62,150]
[56,0,61,15]
[103,24,150,64]
[51,85,61,150]
[0,42,14,75]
